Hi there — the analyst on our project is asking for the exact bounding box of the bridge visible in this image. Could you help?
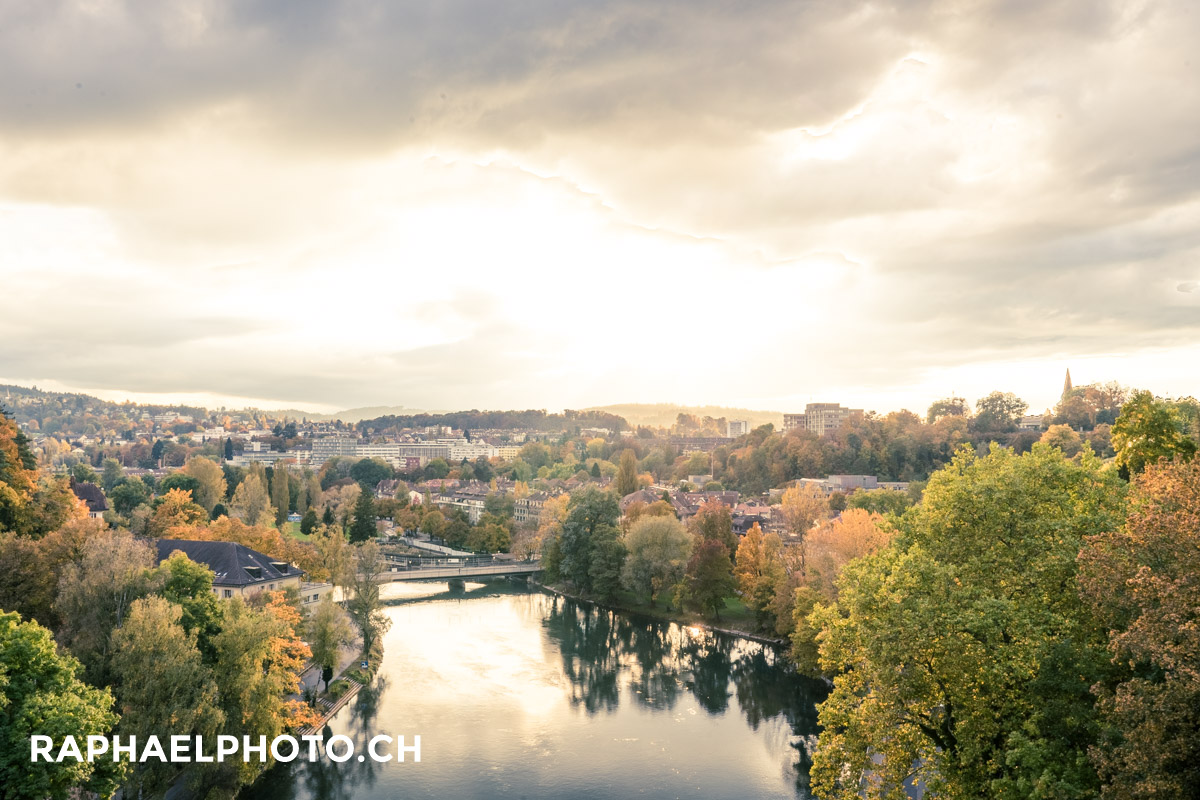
[378,551,542,584]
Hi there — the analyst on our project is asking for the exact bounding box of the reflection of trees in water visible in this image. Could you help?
[543,596,829,796]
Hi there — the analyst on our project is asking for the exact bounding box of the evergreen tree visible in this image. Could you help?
[223,437,234,461]
[348,488,376,543]
[270,466,290,526]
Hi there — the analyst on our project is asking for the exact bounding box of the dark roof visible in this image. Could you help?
[154,539,300,587]
[71,481,108,513]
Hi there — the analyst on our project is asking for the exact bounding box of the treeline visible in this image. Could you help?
[0,409,394,800]
[357,408,628,435]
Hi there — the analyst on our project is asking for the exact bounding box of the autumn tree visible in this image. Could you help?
[1040,423,1084,457]
[926,396,970,423]
[147,487,207,536]
[230,472,271,526]
[688,498,737,557]
[779,483,827,549]
[810,445,1124,800]
[55,530,161,684]
[1079,457,1200,799]
[621,515,691,607]
[733,523,786,629]
[183,456,227,515]
[0,612,125,800]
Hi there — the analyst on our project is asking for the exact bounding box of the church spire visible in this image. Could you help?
[1062,368,1073,399]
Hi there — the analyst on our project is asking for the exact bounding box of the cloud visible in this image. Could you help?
[1,0,1198,412]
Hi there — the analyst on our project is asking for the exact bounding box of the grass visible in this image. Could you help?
[282,521,310,541]
[583,587,769,640]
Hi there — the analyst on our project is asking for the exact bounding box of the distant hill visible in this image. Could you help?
[583,403,783,430]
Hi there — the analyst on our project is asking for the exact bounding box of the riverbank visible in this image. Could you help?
[531,580,789,647]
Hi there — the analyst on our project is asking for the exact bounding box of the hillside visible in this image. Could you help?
[583,403,783,430]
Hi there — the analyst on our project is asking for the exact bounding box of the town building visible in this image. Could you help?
[726,419,750,438]
[70,481,108,519]
[153,539,332,609]
[782,403,864,437]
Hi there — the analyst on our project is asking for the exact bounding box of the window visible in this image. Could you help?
[223,589,232,598]
[269,583,275,590]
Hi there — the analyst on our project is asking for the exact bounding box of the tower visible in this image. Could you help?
[1062,368,1073,399]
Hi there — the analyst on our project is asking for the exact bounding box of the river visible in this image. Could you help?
[243,581,828,800]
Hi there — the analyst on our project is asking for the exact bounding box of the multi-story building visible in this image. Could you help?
[726,419,750,438]
[782,403,863,437]
[153,539,333,609]
[514,491,554,526]
[311,435,358,465]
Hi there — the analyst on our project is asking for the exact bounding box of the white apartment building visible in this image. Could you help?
[782,403,863,437]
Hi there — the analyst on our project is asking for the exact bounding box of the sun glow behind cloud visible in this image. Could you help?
[1,0,1199,413]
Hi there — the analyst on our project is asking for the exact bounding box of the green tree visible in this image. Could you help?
[157,472,200,498]
[70,463,98,484]
[1111,390,1197,477]
[101,458,125,493]
[350,457,393,489]
[972,390,1029,433]
[300,508,319,535]
[688,498,737,557]
[1079,457,1200,799]
[559,488,621,593]
[810,444,1124,800]
[845,488,911,516]
[682,539,737,619]
[621,515,691,607]
[588,525,626,603]
[1040,423,1084,457]
[108,478,150,516]
[156,551,224,663]
[927,396,969,423]
[270,465,290,526]
[615,449,639,496]
[223,438,234,460]
[345,542,392,659]
[110,596,223,796]
[419,509,446,539]
[306,595,356,690]
[0,612,125,800]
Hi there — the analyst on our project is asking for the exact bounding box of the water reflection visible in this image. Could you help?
[244,585,827,800]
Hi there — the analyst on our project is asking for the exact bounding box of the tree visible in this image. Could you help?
[559,488,621,593]
[157,472,201,498]
[300,508,319,535]
[590,461,602,479]
[810,445,1125,800]
[156,551,224,662]
[270,465,290,526]
[1111,390,1197,477]
[845,488,910,516]
[927,396,969,423]
[467,513,512,553]
[616,449,639,496]
[1079,457,1200,799]
[1040,423,1084,457]
[972,390,1029,433]
[734,523,786,630]
[779,483,827,547]
[681,539,737,619]
[108,477,149,516]
[588,525,626,603]
[419,509,446,539]
[110,597,223,796]
[223,437,234,460]
[310,525,354,590]
[230,472,270,526]
[100,458,125,493]
[306,595,356,690]
[183,456,227,515]
[0,612,125,800]
[211,596,314,788]
[621,515,692,607]
[55,530,160,685]
[688,498,738,557]
[345,542,392,659]
[148,487,207,536]
[350,457,393,489]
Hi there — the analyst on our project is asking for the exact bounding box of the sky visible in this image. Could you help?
[1,0,1198,417]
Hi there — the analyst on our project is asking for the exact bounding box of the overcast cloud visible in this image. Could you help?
[1,0,1198,415]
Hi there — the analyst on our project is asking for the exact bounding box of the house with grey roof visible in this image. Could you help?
[154,538,332,608]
